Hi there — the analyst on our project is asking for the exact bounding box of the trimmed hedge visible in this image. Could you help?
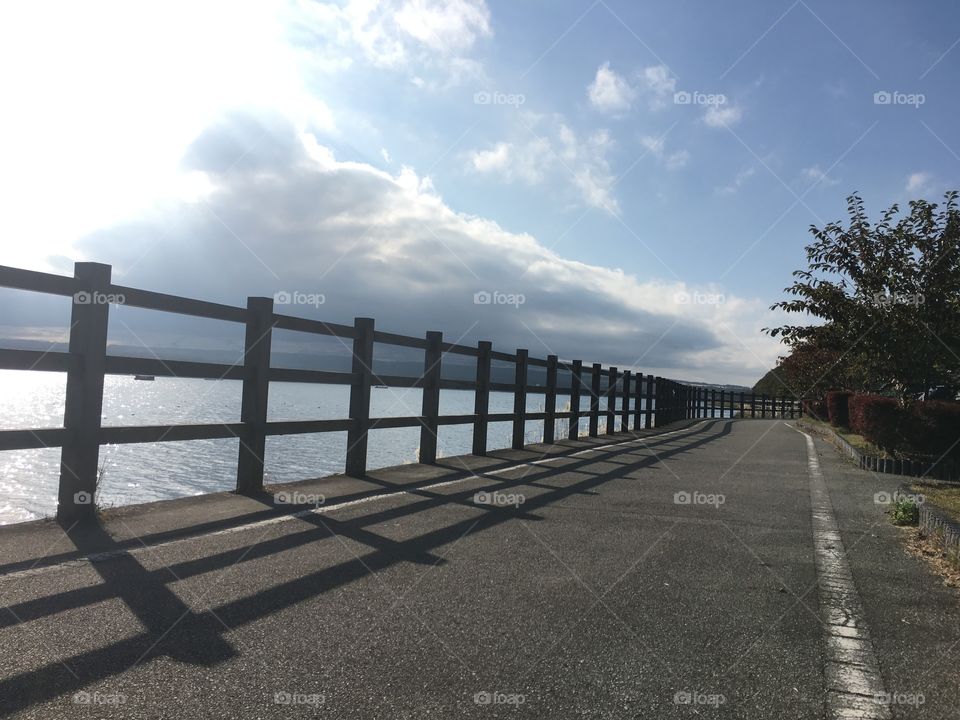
[911,400,960,458]
[802,398,828,421]
[848,394,902,451]
[847,394,960,460]
[826,390,853,427]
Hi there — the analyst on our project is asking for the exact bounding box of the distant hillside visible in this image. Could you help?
[752,367,791,396]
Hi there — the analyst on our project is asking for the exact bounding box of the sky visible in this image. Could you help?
[0,0,958,385]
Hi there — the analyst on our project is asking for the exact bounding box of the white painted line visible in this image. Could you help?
[790,424,891,719]
[1,421,711,581]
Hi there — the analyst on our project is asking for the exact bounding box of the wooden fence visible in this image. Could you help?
[0,262,801,521]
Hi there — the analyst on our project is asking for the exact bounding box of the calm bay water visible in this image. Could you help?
[0,369,623,524]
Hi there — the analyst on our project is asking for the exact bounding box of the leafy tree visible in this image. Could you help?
[753,343,856,398]
[767,192,960,400]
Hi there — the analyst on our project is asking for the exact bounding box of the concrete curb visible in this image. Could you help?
[915,493,960,562]
[796,418,959,481]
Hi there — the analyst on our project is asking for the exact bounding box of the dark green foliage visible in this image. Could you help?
[802,398,828,421]
[767,192,960,399]
[890,496,920,526]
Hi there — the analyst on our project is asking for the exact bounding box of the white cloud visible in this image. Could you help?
[394,0,491,52]
[801,165,839,186]
[640,135,665,156]
[587,63,678,113]
[0,0,332,269]
[295,0,491,84]
[466,117,619,213]
[906,172,933,194]
[639,64,677,109]
[467,138,551,185]
[73,112,784,383]
[640,135,689,170]
[718,165,757,195]
[703,104,743,128]
[469,142,514,173]
[587,62,636,114]
[665,150,690,170]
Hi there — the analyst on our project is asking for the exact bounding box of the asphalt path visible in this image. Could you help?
[1,419,957,718]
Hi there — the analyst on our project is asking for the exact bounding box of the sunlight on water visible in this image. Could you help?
[0,370,620,524]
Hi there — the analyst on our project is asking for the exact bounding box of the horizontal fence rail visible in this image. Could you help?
[0,262,802,521]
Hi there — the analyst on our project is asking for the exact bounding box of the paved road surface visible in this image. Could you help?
[1,419,958,718]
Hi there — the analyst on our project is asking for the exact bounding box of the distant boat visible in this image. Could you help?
[374,384,388,389]
[134,375,155,381]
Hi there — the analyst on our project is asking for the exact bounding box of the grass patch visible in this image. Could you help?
[890,496,920,525]
[911,481,960,524]
[798,416,891,457]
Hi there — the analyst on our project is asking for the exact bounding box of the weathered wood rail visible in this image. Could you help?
[0,262,801,521]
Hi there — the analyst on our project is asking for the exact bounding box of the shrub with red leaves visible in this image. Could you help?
[910,401,960,459]
[848,394,903,450]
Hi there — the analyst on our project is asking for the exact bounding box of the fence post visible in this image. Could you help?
[569,360,583,440]
[633,371,643,430]
[345,317,375,477]
[236,296,275,495]
[739,392,745,418]
[58,262,112,522]
[780,396,787,419]
[589,363,602,437]
[512,349,528,449]
[621,370,631,432]
[419,331,443,464]
[761,394,768,419]
[544,355,558,444]
[472,341,492,456]
[719,390,725,420]
[606,366,618,434]
[653,376,663,427]
[644,375,654,427]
